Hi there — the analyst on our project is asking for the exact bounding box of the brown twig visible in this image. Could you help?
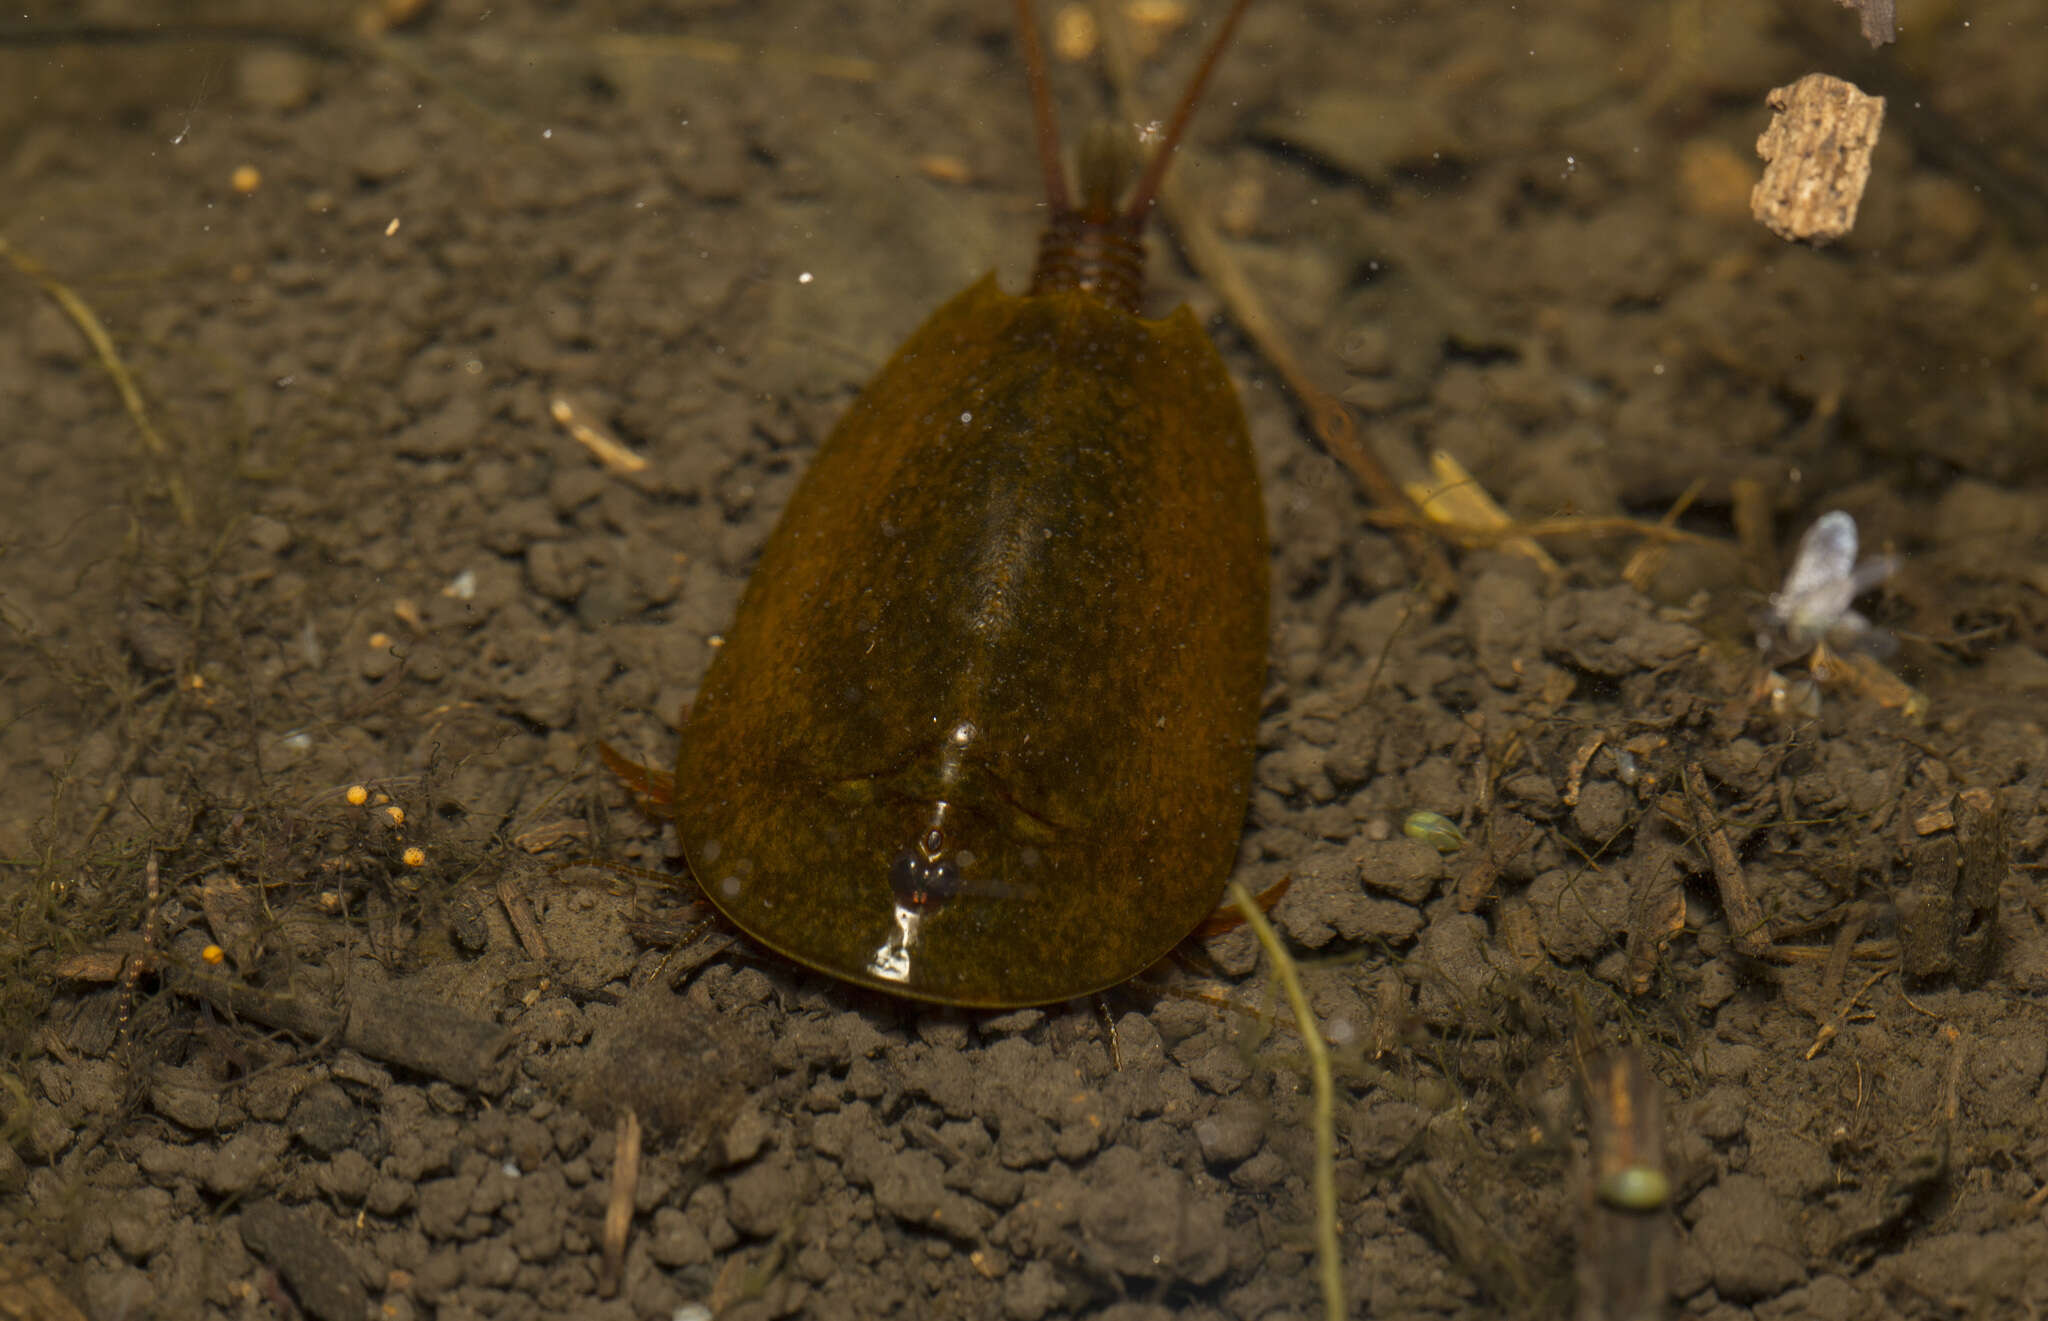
[549,396,649,475]
[1937,1022,1965,1126]
[497,876,551,962]
[1427,512,1725,550]
[1763,939,1898,965]
[1804,966,1891,1060]
[1682,764,1771,957]
[168,965,516,1092]
[599,1110,644,1298]
[114,853,162,1049]
[1562,735,1607,809]
[1815,901,1874,1011]
[1620,479,1706,593]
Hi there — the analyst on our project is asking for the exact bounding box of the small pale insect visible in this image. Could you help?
[1759,510,1896,659]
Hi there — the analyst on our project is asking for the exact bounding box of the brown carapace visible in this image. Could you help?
[657,0,1267,1008]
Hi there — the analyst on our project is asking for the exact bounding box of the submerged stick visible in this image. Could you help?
[1228,879,1343,1321]
[169,964,515,1092]
[1682,763,1772,957]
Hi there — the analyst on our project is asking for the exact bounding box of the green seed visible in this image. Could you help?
[1596,1165,1672,1212]
[1402,810,1465,853]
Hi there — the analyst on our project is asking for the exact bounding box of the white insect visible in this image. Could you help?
[1759,510,1896,658]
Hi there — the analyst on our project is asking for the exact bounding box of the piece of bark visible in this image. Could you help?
[1752,74,1886,246]
[1898,789,2006,984]
[168,965,516,1093]
[1953,788,2005,986]
[1897,834,1962,979]
[237,1201,369,1321]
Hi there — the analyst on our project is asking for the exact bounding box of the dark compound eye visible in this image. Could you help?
[888,850,962,909]
[887,851,920,896]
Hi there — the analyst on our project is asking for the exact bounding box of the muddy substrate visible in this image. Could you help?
[5,1,2048,1318]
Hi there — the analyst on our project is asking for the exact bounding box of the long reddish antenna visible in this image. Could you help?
[1012,0,1071,214]
[1121,0,1255,224]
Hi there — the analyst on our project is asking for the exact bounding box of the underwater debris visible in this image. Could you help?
[1754,511,1926,719]
[1757,510,1896,661]
[1834,0,1897,47]
[1752,74,1886,245]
